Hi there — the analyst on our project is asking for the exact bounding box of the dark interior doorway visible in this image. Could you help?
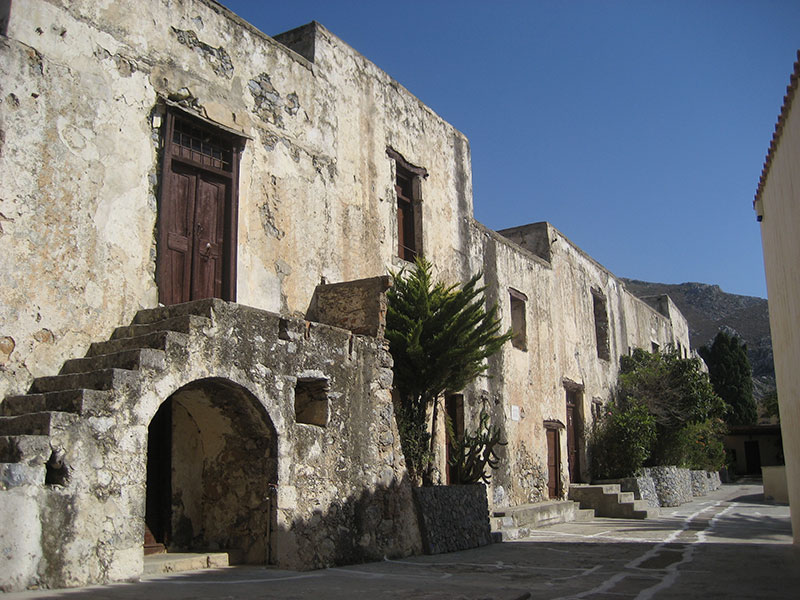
[445,394,464,484]
[745,440,762,475]
[143,379,278,563]
[145,398,172,554]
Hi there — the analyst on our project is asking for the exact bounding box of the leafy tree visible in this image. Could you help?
[385,257,511,484]
[615,347,726,469]
[699,331,758,426]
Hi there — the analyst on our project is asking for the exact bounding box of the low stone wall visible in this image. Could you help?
[647,466,694,507]
[691,470,710,496]
[690,470,722,496]
[763,466,789,503]
[413,485,492,554]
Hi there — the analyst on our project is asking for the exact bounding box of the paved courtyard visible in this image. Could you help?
[7,482,798,599]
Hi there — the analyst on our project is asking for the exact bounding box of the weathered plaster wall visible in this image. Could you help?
[756,61,800,543]
[449,221,690,507]
[0,0,473,399]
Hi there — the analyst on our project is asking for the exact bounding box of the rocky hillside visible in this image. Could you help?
[621,279,775,399]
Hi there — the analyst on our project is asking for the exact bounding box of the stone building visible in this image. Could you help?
[753,50,800,544]
[0,0,690,590]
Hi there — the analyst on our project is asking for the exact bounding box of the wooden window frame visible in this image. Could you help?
[387,148,427,262]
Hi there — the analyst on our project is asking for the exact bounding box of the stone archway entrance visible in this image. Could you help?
[145,378,277,564]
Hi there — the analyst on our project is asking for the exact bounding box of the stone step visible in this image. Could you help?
[0,411,78,436]
[61,348,166,375]
[0,435,51,465]
[568,484,656,520]
[142,550,242,576]
[132,298,220,325]
[0,462,45,489]
[87,330,189,358]
[30,368,137,394]
[491,500,593,537]
[110,314,211,341]
[618,491,635,504]
[2,389,113,417]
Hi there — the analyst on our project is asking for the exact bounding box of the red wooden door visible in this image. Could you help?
[546,427,560,498]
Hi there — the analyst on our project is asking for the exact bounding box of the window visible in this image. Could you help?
[294,377,329,427]
[395,164,419,261]
[592,290,610,361]
[651,341,660,353]
[509,288,528,351]
[387,148,427,261]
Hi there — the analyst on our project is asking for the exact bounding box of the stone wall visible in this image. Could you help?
[648,467,694,507]
[307,276,392,337]
[413,484,492,554]
[0,300,422,590]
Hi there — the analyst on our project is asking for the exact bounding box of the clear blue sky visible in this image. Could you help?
[220,0,800,299]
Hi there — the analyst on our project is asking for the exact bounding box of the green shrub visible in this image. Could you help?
[590,399,656,479]
[681,419,726,471]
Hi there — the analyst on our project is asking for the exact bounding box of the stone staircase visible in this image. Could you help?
[0,301,217,490]
[568,484,659,519]
[491,500,595,541]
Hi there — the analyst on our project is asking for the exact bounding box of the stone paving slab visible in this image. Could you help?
[5,483,799,599]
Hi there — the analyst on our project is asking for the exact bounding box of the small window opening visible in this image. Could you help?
[294,378,329,427]
[592,291,610,361]
[278,318,291,341]
[509,288,528,351]
[651,341,660,353]
[591,399,603,423]
[45,449,69,486]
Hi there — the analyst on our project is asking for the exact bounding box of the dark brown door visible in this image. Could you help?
[566,391,581,483]
[546,427,560,498]
[162,164,227,304]
[158,110,240,306]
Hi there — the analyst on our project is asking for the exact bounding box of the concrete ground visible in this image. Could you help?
[7,482,799,599]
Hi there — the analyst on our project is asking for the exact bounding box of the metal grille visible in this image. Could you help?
[172,116,233,171]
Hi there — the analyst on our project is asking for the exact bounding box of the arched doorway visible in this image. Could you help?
[145,378,277,564]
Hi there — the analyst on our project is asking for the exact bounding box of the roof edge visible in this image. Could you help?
[754,49,800,207]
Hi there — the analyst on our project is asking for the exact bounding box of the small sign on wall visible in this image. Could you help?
[511,405,521,421]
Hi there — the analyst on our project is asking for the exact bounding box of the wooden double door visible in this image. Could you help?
[158,109,241,305]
